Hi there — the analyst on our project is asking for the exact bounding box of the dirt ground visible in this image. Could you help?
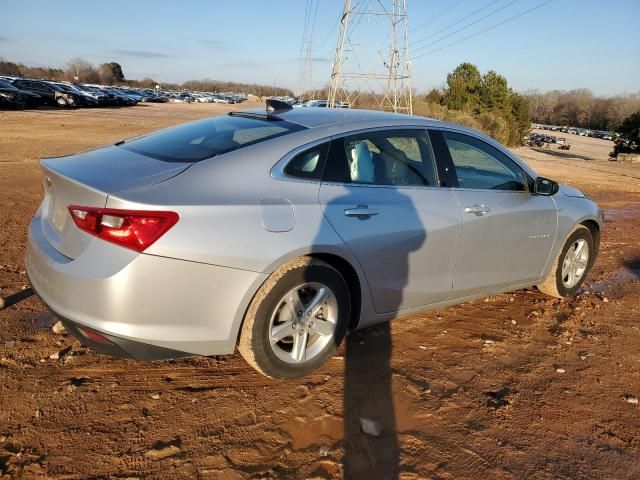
[1,103,639,480]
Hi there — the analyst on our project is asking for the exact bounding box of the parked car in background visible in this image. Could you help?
[26,102,602,379]
[305,99,328,107]
[50,82,98,107]
[65,83,108,105]
[211,94,231,104]
[73,85,112,106]
[0,79,42,108]
[9,78,79,107]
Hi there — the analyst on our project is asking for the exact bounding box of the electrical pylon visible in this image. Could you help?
[297,38,314,100]
[328,0,413,114]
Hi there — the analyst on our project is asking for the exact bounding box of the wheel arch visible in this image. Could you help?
[307,252,362,331]
[580,219,601,258]
[233,250,365,348]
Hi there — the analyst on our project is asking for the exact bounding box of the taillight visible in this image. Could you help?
[68,205,179,252]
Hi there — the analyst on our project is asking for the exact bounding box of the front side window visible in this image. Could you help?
[322,129,438,187]
[442,131,527,191]
[120,114,306,163]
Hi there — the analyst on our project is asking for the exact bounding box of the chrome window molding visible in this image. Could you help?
[271,124,443,190]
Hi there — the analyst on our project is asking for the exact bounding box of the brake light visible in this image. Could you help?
[68,205,179,252]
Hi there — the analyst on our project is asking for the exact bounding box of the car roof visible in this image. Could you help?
[240,107,441,129]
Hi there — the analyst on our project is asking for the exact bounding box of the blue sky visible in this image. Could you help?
[1,0,638,95]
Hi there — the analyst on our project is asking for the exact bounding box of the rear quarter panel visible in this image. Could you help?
[105,135,378,331]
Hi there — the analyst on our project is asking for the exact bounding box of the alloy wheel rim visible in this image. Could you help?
[561,239,589,288]
[268,282,338,364]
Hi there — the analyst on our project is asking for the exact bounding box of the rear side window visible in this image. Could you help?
[120,114,306,162]
[284,143,329,180]
[322,129,438,187]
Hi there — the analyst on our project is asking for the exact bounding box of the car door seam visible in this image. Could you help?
[539,195,560,279]
[449,189,465,297]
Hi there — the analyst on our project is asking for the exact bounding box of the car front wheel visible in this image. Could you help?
[537,225,594,298]
[238,258,350,379]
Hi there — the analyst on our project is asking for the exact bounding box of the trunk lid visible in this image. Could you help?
[40,146,189,259]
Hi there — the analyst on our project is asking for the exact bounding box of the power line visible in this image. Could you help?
[413,0,557,60]
[309,0,320,39]
[412,0,503,47]
[298,0,318,97]
[412,0,524,57]
[411,0,465,35]
[317,8,342,50]
[413,0,520,54]
[301,0,312,47]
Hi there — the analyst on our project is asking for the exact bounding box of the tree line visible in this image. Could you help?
[522,89,640,132]
[300,63,530,146]
[0,57,294,97]
[416,63,530,146]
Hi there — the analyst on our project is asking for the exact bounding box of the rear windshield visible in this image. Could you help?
[119,114,305,162]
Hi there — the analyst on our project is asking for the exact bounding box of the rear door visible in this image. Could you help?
[429,129,557,297]
[319,128,462,314]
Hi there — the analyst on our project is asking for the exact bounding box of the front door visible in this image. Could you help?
[319,128,462,314]
[430,129,557,297]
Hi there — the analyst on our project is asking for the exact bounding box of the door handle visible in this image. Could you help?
[464,204,491,216]
[344,205,379,218]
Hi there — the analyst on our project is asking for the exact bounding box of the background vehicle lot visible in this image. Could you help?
[1,102,639,479]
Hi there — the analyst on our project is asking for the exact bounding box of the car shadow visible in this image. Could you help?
[622,256,640,279]
[0,287,34,310]
[308,184,425,479]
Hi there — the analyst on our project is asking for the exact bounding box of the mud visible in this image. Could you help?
[1,103,639,479]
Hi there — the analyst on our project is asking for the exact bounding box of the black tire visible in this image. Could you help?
[537,225,594,298]
[238,258,350,379]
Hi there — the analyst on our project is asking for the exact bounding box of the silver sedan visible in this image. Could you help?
[26,102,602,378]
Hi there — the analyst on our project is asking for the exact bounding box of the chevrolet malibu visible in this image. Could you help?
[26,102,602,379]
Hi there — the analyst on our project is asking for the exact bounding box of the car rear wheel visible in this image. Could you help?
[238,258,350,379]
[537,225,594,298]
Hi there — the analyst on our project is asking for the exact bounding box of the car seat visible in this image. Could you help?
[349,141,374,183]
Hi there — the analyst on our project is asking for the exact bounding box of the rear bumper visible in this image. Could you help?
[56,312,190,360]
[26,212,268,357]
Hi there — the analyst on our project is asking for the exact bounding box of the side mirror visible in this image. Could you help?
[534,177,559,196]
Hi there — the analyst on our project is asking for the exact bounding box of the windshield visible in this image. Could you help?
[119,114,306,162]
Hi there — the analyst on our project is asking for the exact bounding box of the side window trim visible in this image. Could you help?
[321,126,442,189]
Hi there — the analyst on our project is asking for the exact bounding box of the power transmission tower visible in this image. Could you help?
[328,0,413,114]
[297,38,314,100]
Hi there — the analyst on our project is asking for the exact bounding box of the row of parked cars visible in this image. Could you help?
[0,76,168,108]
[270,96,350,108]
[168,91,246,104]
[533,124,615,141]
[0,76,249,109]
[527,132,570,149]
